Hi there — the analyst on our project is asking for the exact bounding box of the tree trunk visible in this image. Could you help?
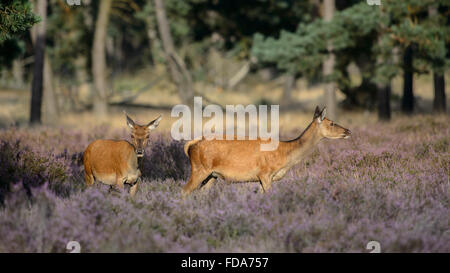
[374,25,391,120]
[377,84,391,121]
[373,6,393,121]
[29,0,47,125]
[154,0,194,105]
[322,0,337,120]
[30,2,58,125]
[433,72,446,113]
[12,59,24,89]
[145,16,161,65]
[282,73,296,106]
[401,45,414,114]
[92,0,112,117]
[227,61,251,89]
[43,55,59,124]
[428,6,446,114]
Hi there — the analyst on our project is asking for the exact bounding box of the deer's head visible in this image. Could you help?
[125,112,162,157]
[313,106,351,139]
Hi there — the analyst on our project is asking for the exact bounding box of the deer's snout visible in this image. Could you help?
[343,129,351,138]
[136,149,144,157]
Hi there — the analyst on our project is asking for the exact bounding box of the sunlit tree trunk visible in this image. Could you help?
[227,61,251,89]
[12,59,24,89]
[154,0,194,105]
[43,55,59,124]
[30,0,47,125]
[145,15,162,65]
[282,73,295,106]
[92,0,112,117]
[322,0,337,120]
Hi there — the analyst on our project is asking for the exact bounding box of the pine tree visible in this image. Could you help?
[252,0,449,119]
[0,0,39,68]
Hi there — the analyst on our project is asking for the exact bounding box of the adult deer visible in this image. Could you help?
[182,106,351,195]
[83,112,162,196]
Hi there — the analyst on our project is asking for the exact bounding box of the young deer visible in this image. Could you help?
[182,106,351,195]
[83,112,162,196]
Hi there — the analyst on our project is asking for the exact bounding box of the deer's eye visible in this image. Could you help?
[330,122,334,126]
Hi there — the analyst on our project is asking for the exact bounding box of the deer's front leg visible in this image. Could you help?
[129,180,139,197]
[126,171,141,197]
[114,175,125,192]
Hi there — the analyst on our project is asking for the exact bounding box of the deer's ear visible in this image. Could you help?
[124,111,135,129]
[320,107,326,121]
[314,106,321,119]
[147,115,162,130]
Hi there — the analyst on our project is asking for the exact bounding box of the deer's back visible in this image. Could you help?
[84,140,138,183]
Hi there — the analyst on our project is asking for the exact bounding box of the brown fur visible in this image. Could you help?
[184,139,201,156]
[83,140,140,188]
[182,107,351,195]
[83,113,162,196]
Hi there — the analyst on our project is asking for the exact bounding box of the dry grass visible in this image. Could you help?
[0,69,448,134]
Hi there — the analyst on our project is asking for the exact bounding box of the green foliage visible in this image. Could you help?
[138,0,315,57]
[253,21,326,77]
[45,0,94,81]
[0,0,39,43]
[0,38,26,68]
[252,2,382,90]
[252,0,450,106]
[188,0,315,57]
[135,0,191,65]
[0,0,447,109]
[0,0,39,68]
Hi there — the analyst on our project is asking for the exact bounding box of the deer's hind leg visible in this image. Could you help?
[200,171,223,192]
[182,167,213,196]
[258,173,273,193]
[199,175,217,192]
[183,147,216,195]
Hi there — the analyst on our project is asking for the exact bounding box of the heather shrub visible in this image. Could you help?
[0,115,448,252]
[141,135,190,180]
[0,140,81,203]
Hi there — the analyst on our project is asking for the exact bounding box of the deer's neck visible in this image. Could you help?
[285,121,322,162]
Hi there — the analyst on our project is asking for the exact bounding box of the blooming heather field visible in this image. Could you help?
[0,115,448,252]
